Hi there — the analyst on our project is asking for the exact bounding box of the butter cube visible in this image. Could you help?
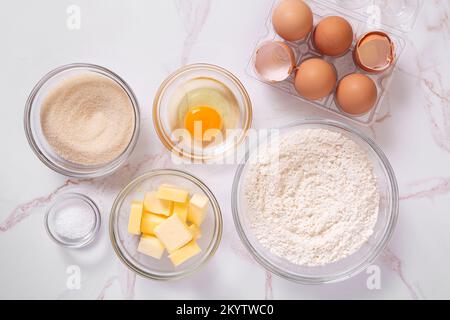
[140,212,166,235]
[156,185,189,203]
[154,214,192,252]
[169,240,201,266]
[143,192,173,216]
[187,193,209,226]
[187,224,202,239]
[137,235,165,259]
[128,201,143,235]
[173,202,188,222]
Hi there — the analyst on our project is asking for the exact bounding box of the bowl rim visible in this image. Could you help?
[109,169,223,281]
[231,118,399,284]
[44,192,101,248]
[23,62,141,178]
[152,63,253,162]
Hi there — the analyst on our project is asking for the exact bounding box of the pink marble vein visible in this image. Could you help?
[381,248,421,300]
[400,177,450,201]
[97,243,140,299]
[420,72,450,153]
[409,10,450,154]
[369,92,393,138]
[119,268,136,300]
[426,8,449,33]
[95,269,136,300]
[0,179,84,232]
[229,236,255,263]
[97,276,118,300]
[396,3,450,155]
[0,153,171,233]
[175,0,211,65]
[265,271,273,300]
[117,229,140,299]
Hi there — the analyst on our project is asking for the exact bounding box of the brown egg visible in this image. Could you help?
[294,58,337,100]
[272,0,313,42]
[313,16,353,56]
[336,73,378,115]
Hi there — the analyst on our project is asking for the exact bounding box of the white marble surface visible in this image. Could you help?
[1,0,449,300]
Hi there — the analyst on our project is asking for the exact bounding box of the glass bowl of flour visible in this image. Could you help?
[24,63,140,178]
[232,119,398,284]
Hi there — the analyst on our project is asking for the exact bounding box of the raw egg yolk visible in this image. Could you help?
[184,106,222,141]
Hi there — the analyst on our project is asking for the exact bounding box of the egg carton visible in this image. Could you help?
[246,0,421,125]
[321,0,423,32]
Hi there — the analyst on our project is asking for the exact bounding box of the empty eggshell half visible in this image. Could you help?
[254,41,296,82]
[354,31,395,73]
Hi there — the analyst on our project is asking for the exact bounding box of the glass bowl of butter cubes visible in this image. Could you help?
[109,169,223,280]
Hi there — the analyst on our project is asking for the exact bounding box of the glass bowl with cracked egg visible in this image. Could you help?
[109,169,222,280]
[232,119,398,284]
[153,63,252,162]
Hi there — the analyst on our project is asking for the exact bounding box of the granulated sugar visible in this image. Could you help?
[40,73,135,165]
[53,204,95,240]
[244,128,379,267]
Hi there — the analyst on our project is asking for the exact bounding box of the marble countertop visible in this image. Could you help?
[1,0,449,299]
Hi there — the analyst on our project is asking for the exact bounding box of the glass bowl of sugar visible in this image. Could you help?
[24,63,140,178]
[45,193,101,248]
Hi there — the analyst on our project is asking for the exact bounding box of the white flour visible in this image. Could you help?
[244,128,379,266]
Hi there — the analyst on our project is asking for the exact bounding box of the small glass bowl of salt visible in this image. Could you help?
[45,193,101,248]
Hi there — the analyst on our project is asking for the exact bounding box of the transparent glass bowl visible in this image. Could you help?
[109,169,223,280]
[153,63,252,162]
[45,193,101,248]
[232,119,398,284]
[24,63,140,178]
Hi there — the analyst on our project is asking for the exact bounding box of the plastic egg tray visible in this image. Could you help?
[246,0,422,125]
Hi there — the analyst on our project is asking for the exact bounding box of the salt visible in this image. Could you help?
[53,203,95,239]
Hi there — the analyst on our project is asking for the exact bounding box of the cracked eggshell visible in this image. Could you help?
[254,41,296,82]
[354,31,395,74]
